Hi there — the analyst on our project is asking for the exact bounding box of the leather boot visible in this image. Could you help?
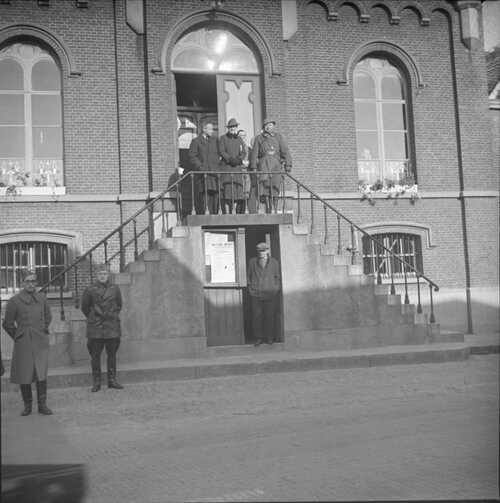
[107,369,123,389]
[36,380,53,415]
[20,384,33,416]
[91,373,101,392]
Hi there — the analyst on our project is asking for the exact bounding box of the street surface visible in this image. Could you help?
[2,355,499,502]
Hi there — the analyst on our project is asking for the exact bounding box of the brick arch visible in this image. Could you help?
[397,1,431,26]
[156,9,280,77]
[337,40,425,89]
[368,1,396,24]
[361,222,436,249]
[0,23,81,77]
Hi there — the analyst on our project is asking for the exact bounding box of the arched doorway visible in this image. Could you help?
[171,26,263,172]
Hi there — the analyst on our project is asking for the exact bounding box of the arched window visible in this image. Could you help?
[0,42,63,191]
[354,57,414,188]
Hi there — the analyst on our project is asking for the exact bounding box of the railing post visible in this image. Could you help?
[104,240,108,265]
[310,194,314,234]
[281,174,286,214]
[204,174,209,215]
[429,284,436,323]
[390,253,396,295]
[74,265,79,309]
[191,173,196,216]
[323,204,328,245]
[296,184,301,224]
[231,173,236,215]
[89,251,94,283]
[269,173,274,214]
[59,281,65,321]
[161,197,167,238]
[118,228,125,272]
[133,220,138,260]
[350,225,358,265]
[416,275,423,314]
[217,174,222,215]
[337,215,342,255]
[256,171,262,214]
[148,204,155,248]
[403,237,410,304]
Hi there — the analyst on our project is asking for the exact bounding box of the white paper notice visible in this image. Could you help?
[211,241,235,283]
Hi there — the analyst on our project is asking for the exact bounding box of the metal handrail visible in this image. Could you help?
[40,170,439,298]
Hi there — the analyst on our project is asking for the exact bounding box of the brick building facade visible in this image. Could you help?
[0,0,498,360]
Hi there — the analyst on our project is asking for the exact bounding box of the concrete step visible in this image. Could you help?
[207,343,285,357]
[1,342,471,391]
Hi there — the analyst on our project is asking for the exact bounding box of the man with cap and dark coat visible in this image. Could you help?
[247,242,282,345]
[81,265,123,392]
[188,122,220,215]
[219,118,247,214]
[2,269,53,416]
[250,118,292,213]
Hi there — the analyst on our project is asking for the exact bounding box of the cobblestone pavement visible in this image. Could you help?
[2,355,499,502]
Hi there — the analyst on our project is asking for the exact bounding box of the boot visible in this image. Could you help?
[91,373,101,392]
[36,380,53,415]
[20,384,33,416]
[107,369,123,389]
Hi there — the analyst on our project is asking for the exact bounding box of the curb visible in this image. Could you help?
[1,344,471,391]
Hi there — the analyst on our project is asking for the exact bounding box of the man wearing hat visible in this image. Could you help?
[2,269,53,415]
[188,122,220,214]
[250,118,292,213]
[81,265,123,392]
[219,117,247,214]
[247,242,281,345]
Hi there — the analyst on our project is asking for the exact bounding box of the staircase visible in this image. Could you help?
[31,171,463,366]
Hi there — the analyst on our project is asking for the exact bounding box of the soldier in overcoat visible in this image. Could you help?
[188,122,220,214]
[250,118,292,213]
[219,118,247,214]
[81,265,123,392]
[2,270,53,416]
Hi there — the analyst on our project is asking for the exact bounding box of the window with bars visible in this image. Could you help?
[0,241,68,293]
[362,233,422,280]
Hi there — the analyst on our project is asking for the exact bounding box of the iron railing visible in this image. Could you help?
[37,170,439,323]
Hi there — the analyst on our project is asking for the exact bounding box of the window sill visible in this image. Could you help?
[0,186,66,196]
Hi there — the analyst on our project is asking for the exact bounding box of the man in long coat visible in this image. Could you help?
[188,122,220,215]
[2,269,53,416]
[250,118,292,213]
[219,118,247,214]
[81,265,123,392]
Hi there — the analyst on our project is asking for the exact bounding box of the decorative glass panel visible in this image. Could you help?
[32,95,61,126]
[354,102,377,130]
[221,79,255,139]
[172,28,258,73]
[0,95,24,125]
[0,59,23,90]
[0,127,25,157]
[353,72,375,98]
[32,60,60,91]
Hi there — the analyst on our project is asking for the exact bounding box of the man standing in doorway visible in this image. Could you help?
[81,265,123,392]
[188,122,220,215]
[2,269,53,416]
[250,118,292,213]
[247,242,281,346]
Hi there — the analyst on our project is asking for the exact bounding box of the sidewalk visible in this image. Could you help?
[1,333,498,391]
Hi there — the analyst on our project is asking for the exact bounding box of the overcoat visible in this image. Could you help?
[2,290,52,384]
[188,134,220,193]
[250,131,292,197]
[81,281,122,339]
[218,133,246,200]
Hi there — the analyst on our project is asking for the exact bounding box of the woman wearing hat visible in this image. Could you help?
[218,117,247,214]
[249,118,292,213]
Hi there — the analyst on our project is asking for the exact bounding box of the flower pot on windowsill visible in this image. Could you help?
[0,186,66,196]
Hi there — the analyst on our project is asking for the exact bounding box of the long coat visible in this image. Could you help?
[218,133,246,200]
[188,134,220,193]
[81,281,122,339]
[2,290,52,384]
[250,131,292,197]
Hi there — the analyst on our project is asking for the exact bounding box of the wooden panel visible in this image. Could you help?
[205,287,244,346]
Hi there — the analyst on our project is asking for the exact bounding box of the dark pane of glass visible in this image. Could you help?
[32,127,62,157]
[353,72,375,98]
[32,95,61,126]
[32,60,60,91]
[383,131,407,160]
[0,269,7,289]
[0,127,24,157]
[354,102,377,130]
[36,267,49,286]
[382,103,406,130]
[356,131,379,160]
[0,59,23,90]
[381,74,403,99]
[0,95,24,124]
